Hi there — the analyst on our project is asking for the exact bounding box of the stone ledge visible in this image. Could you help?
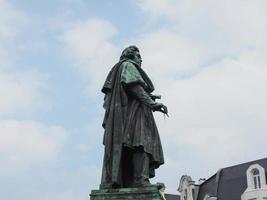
[90,185,164,200]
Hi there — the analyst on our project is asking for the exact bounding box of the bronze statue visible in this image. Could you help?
[100,45,168,189]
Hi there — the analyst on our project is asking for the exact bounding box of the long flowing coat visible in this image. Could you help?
[101,59,164,187]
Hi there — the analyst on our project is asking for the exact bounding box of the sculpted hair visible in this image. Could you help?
[120,45,139,60]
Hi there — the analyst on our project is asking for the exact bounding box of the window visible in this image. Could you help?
[252,168,261,189]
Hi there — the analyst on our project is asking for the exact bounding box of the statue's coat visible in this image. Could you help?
[101,59,164,186]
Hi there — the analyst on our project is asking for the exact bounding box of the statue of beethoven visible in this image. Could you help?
[100,45,168,189]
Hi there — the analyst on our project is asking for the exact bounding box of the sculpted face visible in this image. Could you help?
[133,51,142,66]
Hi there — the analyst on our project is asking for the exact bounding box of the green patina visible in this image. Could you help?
[90,185,164,200]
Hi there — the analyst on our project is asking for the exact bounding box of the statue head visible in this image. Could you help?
[120,45,142,66]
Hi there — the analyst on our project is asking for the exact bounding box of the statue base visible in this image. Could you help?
[90,184,165,200]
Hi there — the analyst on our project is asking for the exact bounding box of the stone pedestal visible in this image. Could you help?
[90,185,165,200]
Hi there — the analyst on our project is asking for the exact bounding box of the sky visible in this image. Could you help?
[0,0,267,199]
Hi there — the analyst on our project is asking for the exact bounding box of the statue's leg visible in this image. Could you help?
[132,150,151,187]
[121,147,134,188]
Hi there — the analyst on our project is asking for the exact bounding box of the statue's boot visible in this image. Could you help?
[132,150,151,187]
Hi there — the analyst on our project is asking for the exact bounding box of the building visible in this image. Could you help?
[177,157,267,200]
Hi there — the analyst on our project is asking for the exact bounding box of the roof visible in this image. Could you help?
[197,157,267,200]
[165,193,180,200]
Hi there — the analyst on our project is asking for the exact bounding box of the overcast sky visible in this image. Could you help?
[1,0,267,199]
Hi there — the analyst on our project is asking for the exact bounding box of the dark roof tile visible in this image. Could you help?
[165,193,180,200]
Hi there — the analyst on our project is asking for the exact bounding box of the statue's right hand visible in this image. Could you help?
[161,104,168,116]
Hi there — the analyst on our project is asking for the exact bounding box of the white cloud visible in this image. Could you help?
[61,19,120,94]
[0,163,101,200]
[137,29,208,80]
[152,47,267,189]
[0,0,26,63]
[0,0,28,40]
[0,70,46,116]
[43,165,100,200]
[0,0,48,117]
[138,0,267,46]
[135,0,267,189]
[138,0,174,17]
[138,47,267,193]
[0,120,67,166]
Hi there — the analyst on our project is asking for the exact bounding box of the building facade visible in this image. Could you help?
[177,158,267,200]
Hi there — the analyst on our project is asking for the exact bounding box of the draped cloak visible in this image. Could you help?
[101,59,164,187]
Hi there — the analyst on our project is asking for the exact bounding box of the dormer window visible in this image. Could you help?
[178,175,197,200]
[242,163,267,200]
[252,168,261,189]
